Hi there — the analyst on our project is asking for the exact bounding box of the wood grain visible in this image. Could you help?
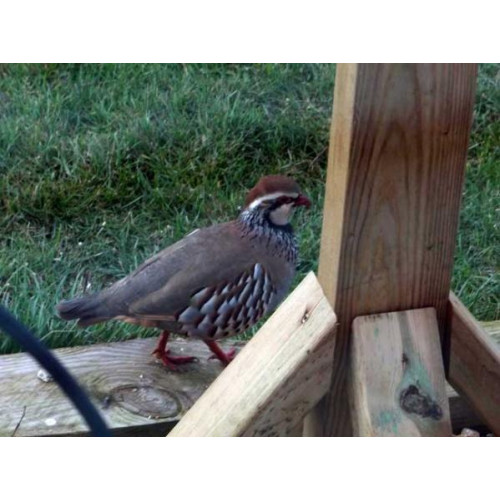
[447,384,484,433]
[448,292,500,434]
[168,272,337,437]
[350,308,451,436]
[306,63,477,436]
[0,336,240,436]
[0,318,497,436]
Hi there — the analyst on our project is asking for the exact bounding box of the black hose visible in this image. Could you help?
[0,305,111,437]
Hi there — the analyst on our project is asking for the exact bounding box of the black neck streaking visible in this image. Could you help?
[238,208,298,265]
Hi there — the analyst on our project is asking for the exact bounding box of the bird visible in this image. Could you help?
[56,175,311,369]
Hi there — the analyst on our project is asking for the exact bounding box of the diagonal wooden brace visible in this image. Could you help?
[447,292,500,434]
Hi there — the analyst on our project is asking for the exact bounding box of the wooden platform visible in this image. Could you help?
[0,336,241,436]
[0,322,498,436]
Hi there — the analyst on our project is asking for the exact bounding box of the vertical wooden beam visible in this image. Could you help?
[350,308,451,436]
[307,64,477,436]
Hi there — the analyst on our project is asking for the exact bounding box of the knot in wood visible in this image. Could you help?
[301,310,310,324]
[399,384,442,420]
[111,385,181,419]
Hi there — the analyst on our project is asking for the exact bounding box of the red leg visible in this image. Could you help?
[152,331,197,370]
[204,340,237,366]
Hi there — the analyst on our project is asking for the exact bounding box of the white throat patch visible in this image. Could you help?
[269,203,294,226]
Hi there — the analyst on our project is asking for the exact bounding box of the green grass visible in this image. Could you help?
[0,63,498,354]
[452,64,500,320]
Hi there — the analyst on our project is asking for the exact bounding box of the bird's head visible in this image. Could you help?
[243,175,311,226]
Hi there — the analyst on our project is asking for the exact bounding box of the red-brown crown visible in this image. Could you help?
[245,175,305,208]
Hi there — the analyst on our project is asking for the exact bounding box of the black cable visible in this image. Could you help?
[0,305,111,437]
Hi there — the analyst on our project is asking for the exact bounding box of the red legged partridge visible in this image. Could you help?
[57,175,311,369]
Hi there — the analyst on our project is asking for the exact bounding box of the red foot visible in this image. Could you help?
[152,331,197,370]
[204,340,237,366]
[153,349,197,370]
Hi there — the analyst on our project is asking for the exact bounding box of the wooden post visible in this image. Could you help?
[350,308,451,436]
[168,273,337,437]
[306,64,477,436]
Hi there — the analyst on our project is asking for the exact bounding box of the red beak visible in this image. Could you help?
[294,193,311,208]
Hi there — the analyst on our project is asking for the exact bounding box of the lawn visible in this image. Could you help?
[0,63,498,354]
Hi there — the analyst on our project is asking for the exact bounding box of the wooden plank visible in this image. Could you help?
[447,292,500,434]
[350,308,451,436]
[447,320,500,432]
[168,272,337,437]
[444,319,499,432]
[305,63,477,436]
[0,336,240,436]
[0,318,497,436]
[481,320,500,338]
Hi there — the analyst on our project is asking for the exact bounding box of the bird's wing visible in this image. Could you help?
[99,222,267,321]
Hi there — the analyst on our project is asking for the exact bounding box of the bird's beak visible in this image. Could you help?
[294,193,311,208]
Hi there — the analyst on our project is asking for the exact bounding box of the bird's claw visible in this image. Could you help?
[208,347,237,366]
[153,348,198,370]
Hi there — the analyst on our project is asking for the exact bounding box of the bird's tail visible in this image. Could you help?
[56,296,110,327]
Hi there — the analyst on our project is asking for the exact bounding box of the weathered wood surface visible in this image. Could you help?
[306,63,477,436]
[168,272,337,437]
[445,320,499,432]
[0,317,497,437]
[481,321,500,337]
[448,292,500,434]
[350,308,451,436]
[0,336,240,436]
[447,385,483,432]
